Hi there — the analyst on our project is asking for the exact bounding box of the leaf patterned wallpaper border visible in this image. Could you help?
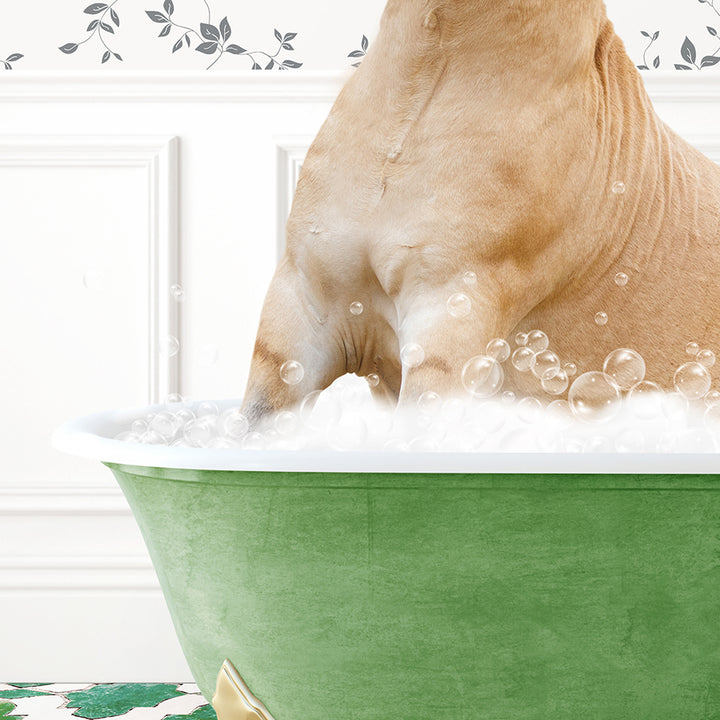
[0,0,719,73]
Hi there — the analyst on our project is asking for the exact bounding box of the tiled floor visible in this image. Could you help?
[0,683,216,719]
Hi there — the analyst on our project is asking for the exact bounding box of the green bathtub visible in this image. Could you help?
[54,403,720,719]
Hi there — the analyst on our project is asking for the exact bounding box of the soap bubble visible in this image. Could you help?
[594,311,608,326]
[568,372,621,423]
[515,332,528,346]
[114,431,140,443]
[280,360,305,385]
[166,393,184,404]
[366,373,380,388]
[526,330,549,353]
[461,355,504,398]
[602,348,646,390]
[530,349,560,379]
[705,390,720,408]
[441,397,468,424]
[517,397,543,424]
[486,338,511,363]
[501,391,516,404]
[628,381,664,419]
[705,403,720,427]
[82,270,106,291]
[401,343,425,368]
[149,411,177,440]
[349,301,364,316]
[183,417,216,447]
[564,362,578,377]
[447,293,471,318]
[140,430,167,445]
[614,272,629,287]
[611,181,626,194]
[585,436,613,453]
[161,335,180,357]
[241,432,266,450]
[463,271,477,285]
[418,391,442,415]
[170,284,184,302]
[541,366,569,395]
[697,349,716,368]
[327,415,368,450]
[275,410,299,436]
[196,401,219,418]
[546,399,574,428]
[219,408,249,439]
[615,429,645,453]
[686,342,700,356]
[131,419,148,435]
[673,362,711,400]
[512,346,535,372]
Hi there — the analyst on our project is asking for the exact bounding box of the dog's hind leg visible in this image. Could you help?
[240,258,348,428]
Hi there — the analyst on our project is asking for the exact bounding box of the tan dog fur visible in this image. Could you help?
[242,0,720,424]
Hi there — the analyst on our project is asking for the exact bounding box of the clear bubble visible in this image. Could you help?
[515,332,528,346]
[585,436,613,453]
[628,381,664,419]
[300,389,342,431]
[280,360,305,385]
[697,349,716,368]
[611,181,626,194]
[662,392,689,422]
[501,391,516,404]
[401,343,425,368]
[166,393,184,404]
[366,373,380,388]
[546,399,574,428]
[199,345,219,367]
[461,355,504,398]
[275,410,299,436]
[206,437,238,449]
[602,348,646,391]
[541,367,569,395]
[517,397,543,424]
[615,429,645,453]
[241,431,266,450]
[183,417,216,447]
[149,411,177,440]
[219,408,249,439]
[441,397,468,424]
[174,408,195,425]
[594,311,608,326]
[564,362,578,377]
[673,362,711,400]
[704,403,720,428]
[114,431,140,443]
[512,346,535,372]
[447,293,472,318]
[686,342,700,356]
[196,401,219,418]
[349,301,364,316]
[131,418,148,435]
[614,272,629,287]
[160,335,180,357]
[473,401,506,434]
[418,391,442,415]
[463,271,477,286]
[486,338,511,363]
[82,270,106,291]
[140,430,167,445]
[705,390,720,408]
[568,372,621,423]
[526,330,549,353]
[530,349,560,379]
[170,284,185,302]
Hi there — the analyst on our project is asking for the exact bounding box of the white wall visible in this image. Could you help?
[1,0,720,685]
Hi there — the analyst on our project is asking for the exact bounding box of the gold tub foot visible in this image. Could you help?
[212,659,276,720]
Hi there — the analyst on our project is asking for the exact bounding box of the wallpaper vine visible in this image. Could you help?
[1,0,720,73]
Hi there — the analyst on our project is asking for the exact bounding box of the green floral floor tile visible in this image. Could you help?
[0,683,216,719]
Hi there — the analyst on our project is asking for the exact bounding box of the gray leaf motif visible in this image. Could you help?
[200,23,220,42]
[159,24,171,37]
[701,55,720,67]
[709,26,719,38]
[100,21,114,33]
[102,50,111,63]
[282,59,302,68]
[220,17,231,42]
[196,41,218,54]
[225,44,245,54]
[146,11,168,23]
[59,42,79,54]
[172,37,183,53]
[87,20,99,31]
[110,8,120,26]
[163,0,174,15]
[681,36,697,65]
[6,53,23,62]
[84,3,108,14]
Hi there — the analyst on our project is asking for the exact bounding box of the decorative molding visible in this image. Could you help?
[0,71,348,103]
[0,555,159,591]
[0,71,718,104]
[275,138,312,259]
[0,485,130,515]
[0,135,179,404]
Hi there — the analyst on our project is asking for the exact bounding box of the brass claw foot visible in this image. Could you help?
[212,659,276,720]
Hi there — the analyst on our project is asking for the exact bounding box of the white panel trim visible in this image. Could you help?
[275,138,312,259]
[0,71,718,104]
[0,486,129,515]
[0,135,180,404]
[0,556,159,591]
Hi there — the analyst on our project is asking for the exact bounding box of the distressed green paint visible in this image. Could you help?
[65,683,184,719]
[0,690,51,699]
[108,464,720,719]
[164,705,217,719]
[0,700,20,718]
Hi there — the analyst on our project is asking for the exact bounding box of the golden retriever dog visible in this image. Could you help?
[241,0,720,425]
